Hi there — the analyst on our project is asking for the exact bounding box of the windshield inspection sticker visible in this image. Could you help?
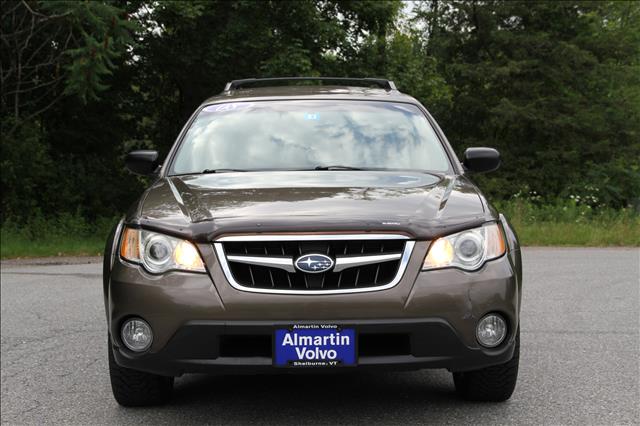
[274,324,356,367]
[304,113,320,120]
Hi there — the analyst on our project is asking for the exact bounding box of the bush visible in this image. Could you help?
[494,197,640,246]
[1,213,117,258]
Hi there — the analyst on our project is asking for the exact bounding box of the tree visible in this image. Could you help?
[1,0,136,135]
[127,0,404,153]
[1,0,638,223]
[415,0,640,207]
[1,0,138,218]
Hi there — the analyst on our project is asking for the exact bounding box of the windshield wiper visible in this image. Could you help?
[201,168,247,174]
[314,165,363,171]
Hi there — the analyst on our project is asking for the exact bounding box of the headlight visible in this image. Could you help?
[423,223,505,271]
[119,227,206,273]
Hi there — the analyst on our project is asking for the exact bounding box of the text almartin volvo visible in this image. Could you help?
[104,77,523,406]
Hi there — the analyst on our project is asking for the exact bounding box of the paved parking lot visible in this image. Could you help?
[1,248,639,425]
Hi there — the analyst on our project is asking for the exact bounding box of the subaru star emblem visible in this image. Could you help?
[294,254,335,274]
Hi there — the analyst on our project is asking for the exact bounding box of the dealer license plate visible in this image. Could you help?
[274,325,356,367]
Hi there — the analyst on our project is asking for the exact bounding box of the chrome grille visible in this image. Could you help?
[214,234,415,295]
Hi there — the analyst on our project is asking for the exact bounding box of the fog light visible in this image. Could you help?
[476,313,507,348]
[121,318,153,352]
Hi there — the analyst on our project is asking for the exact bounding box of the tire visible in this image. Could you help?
[453,330,520,402]
[108,338,174,406]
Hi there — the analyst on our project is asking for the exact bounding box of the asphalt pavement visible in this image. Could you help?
[1,248,639,425]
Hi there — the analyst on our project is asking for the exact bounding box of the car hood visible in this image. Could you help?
[128,171,494,241]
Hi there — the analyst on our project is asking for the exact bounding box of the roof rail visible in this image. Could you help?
[223,77,397,92]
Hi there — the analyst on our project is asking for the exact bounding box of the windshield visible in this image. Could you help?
[169,100,451,175]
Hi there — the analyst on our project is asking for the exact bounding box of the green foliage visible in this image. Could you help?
[45,1,138,101]
[495,199,639,246]
[0,118,53,216]
[127,0,405,151]
[1,213,115,258]
[1,0,137,121]
[370,32,453,116]
[417,0,640,208]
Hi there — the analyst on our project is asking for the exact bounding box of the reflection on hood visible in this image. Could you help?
[132,171,490,241]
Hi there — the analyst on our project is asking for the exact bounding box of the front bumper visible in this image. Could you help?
[112,318,516,376]
[108,241,521,376]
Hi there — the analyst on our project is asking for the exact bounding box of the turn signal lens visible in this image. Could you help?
[119,227,205,274]
[423,223,506,271]
[120,228,140,261]
[485,223,506,258]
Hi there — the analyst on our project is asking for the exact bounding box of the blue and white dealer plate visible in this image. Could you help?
[274,325,356,367]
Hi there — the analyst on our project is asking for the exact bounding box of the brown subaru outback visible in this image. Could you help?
[103,77,522,406]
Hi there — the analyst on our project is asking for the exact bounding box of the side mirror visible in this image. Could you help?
[462,147,500,173]
[125,150,160,176]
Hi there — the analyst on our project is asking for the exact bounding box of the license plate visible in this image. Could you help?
[274,325,356,367]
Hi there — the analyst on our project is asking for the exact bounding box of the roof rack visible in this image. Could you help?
[223,77,397,92]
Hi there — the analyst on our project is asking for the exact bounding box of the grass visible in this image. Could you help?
[508,220,639,246]
[495,199,640,246]
[1,201,638,259]
[0,235,107,259]
[1,214,114,259]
